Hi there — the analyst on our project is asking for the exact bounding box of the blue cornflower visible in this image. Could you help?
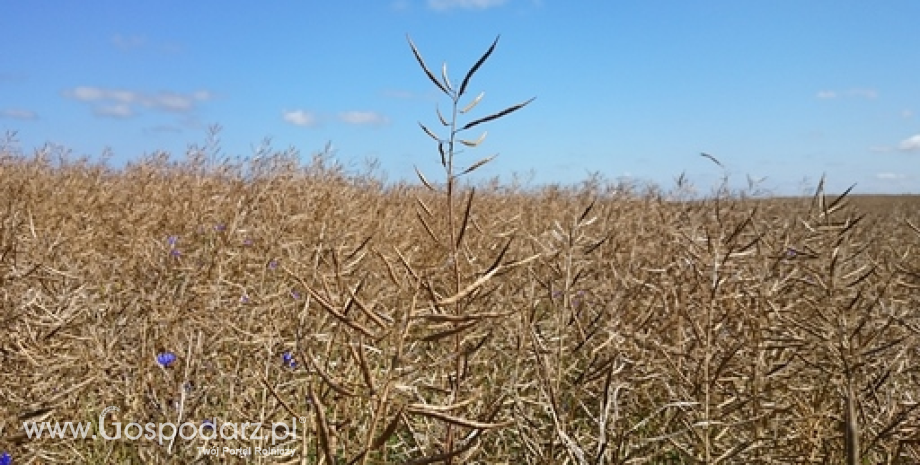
[282,351,297,369]
[291,290,301,300]
[214,224,226,232]
[786,248,797,258]
[157,352,177,368]
[268,260,279,270]
[0,452,11,465]
[240,294,250,304]
[243,238,253,246]
[167,236,180,257]
[202,419,215,431]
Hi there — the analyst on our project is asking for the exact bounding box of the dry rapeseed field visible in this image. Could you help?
[1,145,919,464]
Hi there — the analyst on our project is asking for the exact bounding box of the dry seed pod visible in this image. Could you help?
[436,105,449,126]
[407,35,450,96]
[415,166,435,191]
[460,131,487,147]
[418,122,440,142]
[459,35,500,98]
[461,97,535,131]
[460,154,497,176]
[441,62,453,92]
[461,92,485,114]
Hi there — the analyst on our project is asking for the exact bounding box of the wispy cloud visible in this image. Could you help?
[64,86,213,117]
[111,34,183,54]
[0,108,38,120]
[898,134,920,152]
[95,104,134,118]
[282,110,319,127]
[428,0,507,11]
[902,109,914,119]
[876,173,906,180]
[338,111,389,126]
[849,88,878,99]
[816,88,878,100]
[111,34,146,51]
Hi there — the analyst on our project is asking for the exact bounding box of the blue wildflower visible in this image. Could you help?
[786,248,797,258]
[202,419,215,431]
[214,224,226,232]
[282,351,297,369]
[291,290,301,300]
[0,452,10,465]
[240,294,250,304]
[243,238,253,246]
[157,352,177,368]
[268,259,279,270]
[572,290,586,306]
[167,236,181,257]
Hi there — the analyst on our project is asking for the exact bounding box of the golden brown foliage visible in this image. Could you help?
[1,144,919,463]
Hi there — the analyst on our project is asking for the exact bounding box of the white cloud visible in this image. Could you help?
[111,34,183,55]
[69,86,105,101]
[428,0,507,10]
[876,173,906,180]
[64,86,212,116]
[94,104,134,118]
[282,110,319,127]
[898,134,920,152]
[902,109,914,119]
[869,145,893,153]
[338,111,389,126]
[848,88,878,99]
[1,108,38,120]
[156,92,198,112]
[816,88,878,100]
[191,90,213,101]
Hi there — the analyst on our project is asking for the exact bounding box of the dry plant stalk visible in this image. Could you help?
[405,34,534,463]
[0,52,919,465]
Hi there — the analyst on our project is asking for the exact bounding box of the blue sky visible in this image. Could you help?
[2,1,918,195]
